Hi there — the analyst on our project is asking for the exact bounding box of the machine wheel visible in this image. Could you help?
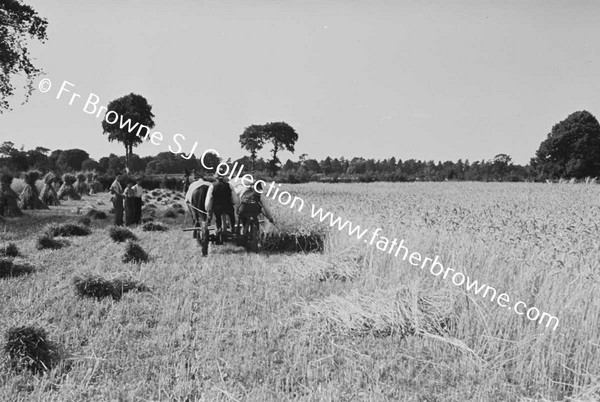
[249,219,260,253]
[195,224,202,245]
[199,222,209,256]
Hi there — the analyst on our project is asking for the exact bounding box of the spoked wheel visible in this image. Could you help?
[195,222,202,245]
[249,218,260,253]
[240,222,251,252]
[216,230,224,245]
[198,221,209,257]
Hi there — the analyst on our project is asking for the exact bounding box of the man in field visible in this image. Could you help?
[110,172,124,226]
[205,173,239,236]
[123,179,135,226]
[237,180,275,235]
[131,177,144,225]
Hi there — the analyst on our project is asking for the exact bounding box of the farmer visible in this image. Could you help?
[110,172,124,226]
[237,180,275,235]
[205,173,239,234]
[123,179,136,226]
[131,177,144,224]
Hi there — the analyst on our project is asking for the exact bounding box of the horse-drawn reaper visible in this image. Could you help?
[184,177,273,256]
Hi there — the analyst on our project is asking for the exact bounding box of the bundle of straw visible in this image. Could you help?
[307,287,456,339]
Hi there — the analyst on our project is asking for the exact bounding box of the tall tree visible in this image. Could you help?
[262,122,298,176]
[0,0,48,112]
[101,93,155,172]
[534,110,600,178]
[239,125,265,172]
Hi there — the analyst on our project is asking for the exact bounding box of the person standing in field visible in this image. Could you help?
[237,181,275,235]
[110,173,124,226]
[205,174,239,236]
[123,180,135,226]
[131,178,144,224]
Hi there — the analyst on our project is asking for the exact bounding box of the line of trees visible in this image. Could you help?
[238,153,532,183]
[3,110,600,183]
[0,142,545,183]
[0,144,220,176]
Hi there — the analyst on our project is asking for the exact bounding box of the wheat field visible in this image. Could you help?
[1,182,599,401]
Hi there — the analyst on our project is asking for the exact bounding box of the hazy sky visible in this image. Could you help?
[2,0,600,165]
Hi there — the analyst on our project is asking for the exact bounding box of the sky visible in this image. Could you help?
[1,0,600,165]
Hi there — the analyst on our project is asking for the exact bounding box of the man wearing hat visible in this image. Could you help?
[205,172,239,238]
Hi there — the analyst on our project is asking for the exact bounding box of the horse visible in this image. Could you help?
[185,179,210,238]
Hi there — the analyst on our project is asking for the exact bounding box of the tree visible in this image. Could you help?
[304,159,321,173]
[199,151,220,173]
[108,154,126,174]
[534,110,600,178]
[365,159,376,173]
[102,93,155,172]
[320,157,332,175]
[56,149,89,171]
[26,146,50,171]
[98,156,110,172]
[493,154,512,165]
[262,122,298,176]
[239,125,265,172]
[0,141,28,171]
[492,154,512,180]
[48,149,62,171]
[389,157,397,171]
[282,159,299,172]
[348,157,366,174]
[0,141,15,156]
[128,153,145,172]
[81,158,101,172]
[143,151,198,174]
[0,0,48,112]
[331,158,342,174]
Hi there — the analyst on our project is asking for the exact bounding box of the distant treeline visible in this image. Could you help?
[0,142,541,183]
